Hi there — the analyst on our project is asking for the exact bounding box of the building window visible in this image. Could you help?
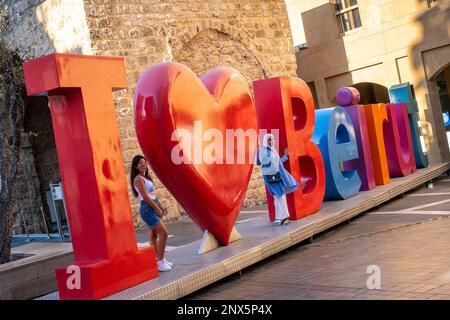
[335,0,362,33]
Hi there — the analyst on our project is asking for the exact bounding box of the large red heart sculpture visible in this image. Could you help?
[134,63,258,245]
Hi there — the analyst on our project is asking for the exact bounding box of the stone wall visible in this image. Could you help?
[0,69,48,234]
[1,0,91,234]
[2,0,298,228]
[1,0,91,57]
[13,133,44,235]
[83,0,298,226]
[23,96,60,232]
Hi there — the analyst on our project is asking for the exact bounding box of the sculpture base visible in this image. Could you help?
[197,228,242,255]
[55,247,158,300]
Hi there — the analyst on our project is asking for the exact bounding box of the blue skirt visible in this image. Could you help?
[140,201,161,228]
[263,163,300,197]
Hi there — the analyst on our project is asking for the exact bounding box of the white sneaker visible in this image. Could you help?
[157,260,172,272]
[163,258,173,267]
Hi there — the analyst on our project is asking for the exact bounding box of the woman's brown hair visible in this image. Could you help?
[130,155,153,197]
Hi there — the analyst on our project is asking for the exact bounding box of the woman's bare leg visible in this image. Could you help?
[148,229,158,259]
[153,222,168,261]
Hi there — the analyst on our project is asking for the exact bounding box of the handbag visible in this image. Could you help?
[266,172,282,183]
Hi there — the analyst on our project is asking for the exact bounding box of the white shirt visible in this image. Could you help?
[134,176,157,201]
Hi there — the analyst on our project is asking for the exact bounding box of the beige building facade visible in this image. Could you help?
[291,0,450,164]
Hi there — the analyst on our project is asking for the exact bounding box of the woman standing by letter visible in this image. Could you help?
[131,155,172,272]
[257,134,299,225]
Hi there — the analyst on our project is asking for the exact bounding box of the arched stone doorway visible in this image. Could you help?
[173,28,267,208]
[174,28,266,92]
[432,64,450,151]
[420,43,450,163]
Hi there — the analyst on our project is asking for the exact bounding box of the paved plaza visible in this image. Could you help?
[10,170,450,300]
[186,175,450,300]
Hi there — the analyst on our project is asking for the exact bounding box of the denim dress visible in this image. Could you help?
[136,176,161,228]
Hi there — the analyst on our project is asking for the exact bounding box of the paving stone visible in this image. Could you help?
[188,174,450,300]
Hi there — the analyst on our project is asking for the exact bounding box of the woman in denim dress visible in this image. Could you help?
[130,155,172,272]
[257,134,299,225]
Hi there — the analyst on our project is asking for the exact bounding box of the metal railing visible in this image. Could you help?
[12,205,70,241]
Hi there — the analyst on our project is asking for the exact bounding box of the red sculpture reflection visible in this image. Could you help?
[134,63,258,245]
